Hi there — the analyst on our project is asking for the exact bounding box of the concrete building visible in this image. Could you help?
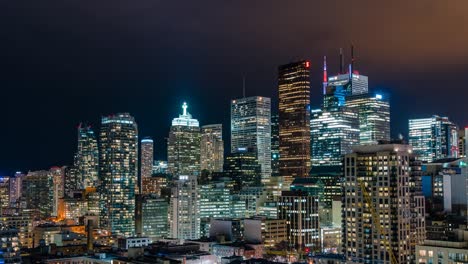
[170,175,200,239]
[342,143,426,264]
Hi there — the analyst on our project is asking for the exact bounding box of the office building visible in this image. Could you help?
[141,175,168,196]
[140,137,154,179]
[223,150,261,191]
[99,113,138,237]
[74,124,99,189]
[153,160,168,174]
[231,96,271,183]
[8,172,24,208]
[409,115,458,162]
[278,191,320,250]
[237,187,268,218]
[324,73,368,109]
[22,170,54,218]
[416,228,468,264]
[342,143,426,264]
[310,108,359,167]
[0,214,33,249]
[200,124,224,173]
[278,61,311,186]
[170,175,200,239]
[50,166,66,218]
[199,182,231,236]
[167,102,201,176]
[271,115,280,177]
[138,194,169,239]
[346,92,390,145]
[0,224,21,263]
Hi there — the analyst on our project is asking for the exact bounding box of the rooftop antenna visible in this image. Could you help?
[323,56,328,95]
[339,48,344,74]
[242,75,246,98]
[351,44,355,74]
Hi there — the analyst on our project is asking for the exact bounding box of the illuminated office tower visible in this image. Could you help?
[170,175,200,239]
[140,137,154,179]
[22,170,54,217]
[74,124,99,189]
[409,115,458,162]
[199,182,231,236]
[8,173,24,208]
[138,194,169,239]
[271,115,280,177]
[200,124,224,173]
[167,102,201,176]
[231,96,271,183]
[342,143,425,264]
[278,61,311,186]
[310,108,359,167]
[346,93,390,145]
[278,191,320,250]
[224,150,262,191]
[324,73,368,109]
[0,177,9,210]
[50,166,66,217]
[99,113,138,237]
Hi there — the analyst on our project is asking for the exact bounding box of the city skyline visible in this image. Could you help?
[2,1,468,174]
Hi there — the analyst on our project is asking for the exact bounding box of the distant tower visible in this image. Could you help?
[167,102,201,176]
[140,138,154,179]
[278,61,311,186]
[75,124,99,188]
[231,96,271,183]
[200,124,224,173]
[99,113,138,237]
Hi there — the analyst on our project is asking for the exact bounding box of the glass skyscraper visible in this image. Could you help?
[346,92,390,145]
[74,124,99,189]
[200,124,224,173]
[231,96,271,183]
[409,115,459,162]
[167,102,201,176]
[324,73,368,109]
[278,61,311,186]
[99,113,138,237]
[310,108,359,167]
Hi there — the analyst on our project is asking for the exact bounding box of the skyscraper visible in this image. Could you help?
[346,92,390,145]
[169,175,200,240]
[342,143,425,263]
[140,137,154,179]
[231,96,271,183]
[22,170,54,218]
[271,115,280,177]
[199,182,231,236]
[409,115,458,162]
[74,124,99,189]
[200,124,224,173]
[167,102,201,176]
[99,113,138,237]
[324,73,368,109]
[223,150,262,191]
[310,108,359,167]
[278,61,311,186]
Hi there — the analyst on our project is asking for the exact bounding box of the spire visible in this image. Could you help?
[339,48,344,74]
[242,75,246,98]
[351,44,355,75]
[182,102,188,116]
[323,55,328,95]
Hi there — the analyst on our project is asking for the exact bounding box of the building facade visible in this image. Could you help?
[231,96,271,183]
[140,138,154,179]
[278,191,320,250]
[99,113,138,237]
[409,115,458,162]
[170,175,200,239]
[278,61,311,186]
[342,143,426,264]
[200,124,224,173]
[74,124,99,189]
[346,93,390,145]
[167,102,201,176]
[140,195,169,239]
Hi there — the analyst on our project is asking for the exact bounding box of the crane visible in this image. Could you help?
[358,179,399,264]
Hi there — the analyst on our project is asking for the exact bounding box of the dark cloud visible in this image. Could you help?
[1,0,467,173]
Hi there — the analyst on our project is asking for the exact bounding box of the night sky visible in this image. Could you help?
[1,1,468,174]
